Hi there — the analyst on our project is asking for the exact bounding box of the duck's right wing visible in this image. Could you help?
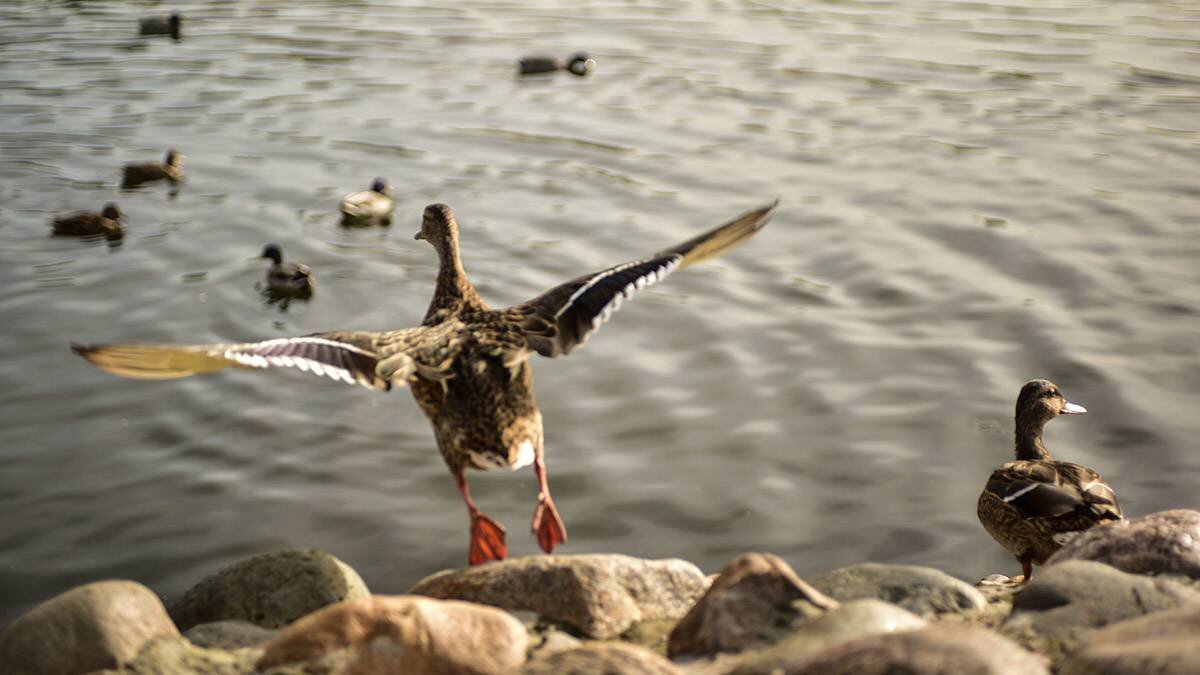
[70,329,432,391]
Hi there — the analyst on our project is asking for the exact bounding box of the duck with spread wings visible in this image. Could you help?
[73,201,777,565]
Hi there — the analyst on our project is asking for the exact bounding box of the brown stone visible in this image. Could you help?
[667,552,837,658]
[255,594,527,674]
[1059,605,1200,675]
[1047,509,1200,579]
[408,554,708,639]
[777,625,1049,675]
[522,642,681,675]
[0,580,180,675]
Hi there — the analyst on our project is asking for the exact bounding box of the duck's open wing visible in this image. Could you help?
[70,329,431,391]
[510,200,778,358]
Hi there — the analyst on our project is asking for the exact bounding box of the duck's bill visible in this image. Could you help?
[1062,401,1087,414]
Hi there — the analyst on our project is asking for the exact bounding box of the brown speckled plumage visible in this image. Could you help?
[122,149,183,188]
[977,379,1122,581]
[72,201,777,565]
[51,203,124,239]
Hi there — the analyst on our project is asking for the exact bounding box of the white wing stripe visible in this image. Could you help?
[554,254,683,320]
[1002,483,1039,502]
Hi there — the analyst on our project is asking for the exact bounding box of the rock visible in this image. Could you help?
[408,554,708,639]
[700,600,925,675]
[809,562,986,616]
[667,552,837,658]
[774,625,1049,675]
[256,594,527,674]
[1059,605,1200,675]
[92,635,259,675]
[528,628,582,659]
[169,548,369,630]
[0,580,179,675]
[523,642,681,675]
[184,620,277,650]
[1047,509,1200,579]
[1002,560,1200,661]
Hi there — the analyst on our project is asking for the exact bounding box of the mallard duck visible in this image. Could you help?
[519,52,596,76]
[51,203,124,239]
[340,177,394,224]
[259,244,314,295]
[977,379,1123,582]
[122,149,184,188]
[72,201,776,565]
[139,13,182,39]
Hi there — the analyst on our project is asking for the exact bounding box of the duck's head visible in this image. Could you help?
[1016,379,1086,428]
[371,177,392,195]
[259,243,283,265]
[567,52,596,76]
[415,203,458,245]
[165,149,184,167]
[101,203,124,221]
[169,13,182,31]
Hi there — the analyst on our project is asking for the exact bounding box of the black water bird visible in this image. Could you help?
[519,52,595,76]
[139,13,182,39]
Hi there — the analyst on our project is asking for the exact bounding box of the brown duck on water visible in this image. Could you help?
[122,149,184,188]
[977,379,1123,582]
[51,203,124,239]
[72,201,777,565]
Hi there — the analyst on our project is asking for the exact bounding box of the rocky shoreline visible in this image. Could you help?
[3,509,1198,674]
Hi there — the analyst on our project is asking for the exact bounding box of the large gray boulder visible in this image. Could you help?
[408,554,708,639]
[775,625,1049,675]
[1059,605,1200,675]
[523,642,680,675]
[169,548,369,630]
[1047,510,1200,579]
[0,580,179,675]
[1002,560,1200,660]
[256,595,527,674]
[668,552,837,658]
[809,563,986,616]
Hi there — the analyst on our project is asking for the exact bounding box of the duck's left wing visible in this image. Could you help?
[510,201,778,358]
[71,330,410,390]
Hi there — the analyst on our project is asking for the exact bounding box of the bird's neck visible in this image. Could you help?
[424,234,486,323]
[1014,418,1052,461]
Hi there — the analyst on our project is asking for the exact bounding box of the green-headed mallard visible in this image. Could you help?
[72,201,776,565]
[519,52,596,77]
[977,379,1123,582]
[340,177,394,224]
[122,149,184,188]
[259,244,314,295]
[139,13,182,39]
[51,203,124,239]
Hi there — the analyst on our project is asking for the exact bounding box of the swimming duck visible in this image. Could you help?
[139,13,182,39]
[51,203,124,239]
[519,52,596,77]
[259,244,314,295]
[122,150,184,188]
[72,201,776,565]
[977,379,1122,582]
[340,177,394,224]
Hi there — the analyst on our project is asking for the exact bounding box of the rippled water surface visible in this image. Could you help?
[2,0,1199,622]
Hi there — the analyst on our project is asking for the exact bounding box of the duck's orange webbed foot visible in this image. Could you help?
[469,511,507,566]
[532,493,567,554]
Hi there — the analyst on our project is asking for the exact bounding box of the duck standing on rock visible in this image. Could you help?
[139,13,182,39]
[258,244,314,295]
[122,150,184,188]
[340,177,394,225]
[72,201,777,565]
[977,379,1123,582]
[519,52,596,76]
[51,203,124,239]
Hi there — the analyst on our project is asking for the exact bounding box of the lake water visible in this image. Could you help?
[1,0,1198,624]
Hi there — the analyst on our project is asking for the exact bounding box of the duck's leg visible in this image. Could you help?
[1019,555,1033,583]
[453,469,507,565]
[530,455,567,554]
